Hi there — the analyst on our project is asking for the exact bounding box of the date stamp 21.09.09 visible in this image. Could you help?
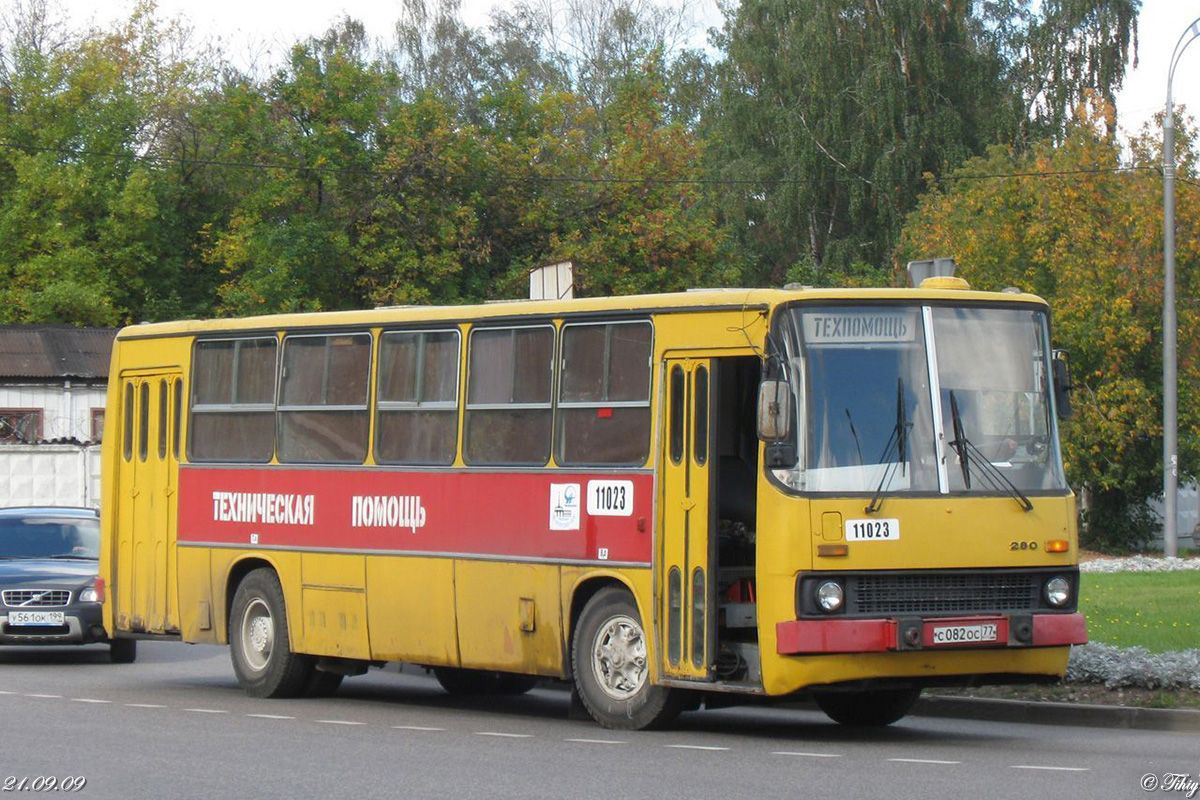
[2,777,87,792]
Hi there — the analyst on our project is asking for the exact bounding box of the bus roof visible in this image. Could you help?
[115,286,1049,339]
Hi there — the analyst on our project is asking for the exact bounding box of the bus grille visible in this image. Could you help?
[848,572,1041,615]
[2,590,71,607]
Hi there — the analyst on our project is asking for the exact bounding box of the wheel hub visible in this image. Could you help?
[240,598,274,673]
[591,615,647,700]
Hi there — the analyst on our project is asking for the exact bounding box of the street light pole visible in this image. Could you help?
[1163,17,1200,558]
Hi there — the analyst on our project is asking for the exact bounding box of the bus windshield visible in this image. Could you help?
[785,304,1066,494]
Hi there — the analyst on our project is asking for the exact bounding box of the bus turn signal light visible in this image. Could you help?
[1045,539,1069,553]
[817,544,849,557]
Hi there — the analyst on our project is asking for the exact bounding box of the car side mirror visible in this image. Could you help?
[757,379,792,440]
[1051,349,1073,420]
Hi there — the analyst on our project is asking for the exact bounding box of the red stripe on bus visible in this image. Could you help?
[177,467,654,564]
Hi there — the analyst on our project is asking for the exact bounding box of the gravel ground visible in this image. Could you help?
[1079,555,1200,573]
[1068,642,1200,690]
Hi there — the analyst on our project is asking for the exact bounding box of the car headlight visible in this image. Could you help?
[1044,576,1071,608]
[816,580,844,613]
[79,586,100,603]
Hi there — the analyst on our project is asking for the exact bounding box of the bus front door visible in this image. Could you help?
[659,357,714,681]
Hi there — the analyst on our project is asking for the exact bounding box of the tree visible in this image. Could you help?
[708,0,1139,286]
[899,99,1199,550]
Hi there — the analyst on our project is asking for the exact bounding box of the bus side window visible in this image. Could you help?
[278,333,372,464]
[464,325,555,465]
[123,382,134,462]
[190,337,277,463]
[693,366,708,466]
[377,330,460,465]
[557,321,652,466]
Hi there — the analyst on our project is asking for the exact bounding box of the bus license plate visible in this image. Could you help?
[929,623,998,646]
[8,611,65,626]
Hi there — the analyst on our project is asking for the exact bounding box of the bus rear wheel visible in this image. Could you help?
[813,688,921,726]
[433,668,538,695]
[571,587,681,730]
[230,568,311,698]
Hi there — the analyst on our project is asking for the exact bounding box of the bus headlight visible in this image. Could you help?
[816,581,844,613]
[1044,576,1071,607]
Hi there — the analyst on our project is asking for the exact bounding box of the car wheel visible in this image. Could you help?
[229,568,312,698]
[571,587,681,730]
[813,688,921,726]
[109,638,137,664]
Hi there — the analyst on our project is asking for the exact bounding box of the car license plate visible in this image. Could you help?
[929,623,998,645]
[7,610,65,626]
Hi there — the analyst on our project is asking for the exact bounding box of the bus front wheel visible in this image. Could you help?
[571,587,681,730]
[229,568,311,698]
[813,688,921,726]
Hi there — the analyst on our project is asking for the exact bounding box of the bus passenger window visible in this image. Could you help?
[172,378,182,459]
[189,337,277,463]
[278,333,371,464]
[464,326,554,465]
[377,330,460,465]
[122,382,134,462]
[138,382,149,462]
[157,379,168,459]
[669,366,684,464]
[693,366,708,466]
[557,321,652,466]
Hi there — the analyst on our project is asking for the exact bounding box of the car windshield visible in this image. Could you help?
[0,515,100,559]
[783,303,1066,494]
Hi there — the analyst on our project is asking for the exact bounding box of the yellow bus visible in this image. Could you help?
[99,280,1085,729]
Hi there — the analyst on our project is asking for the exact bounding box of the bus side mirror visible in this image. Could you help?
[757,380,792,440]
[1052,350,1073,420]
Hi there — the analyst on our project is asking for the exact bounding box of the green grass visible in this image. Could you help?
[1079,571,1200,652]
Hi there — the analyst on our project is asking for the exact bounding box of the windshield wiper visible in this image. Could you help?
[865,379,911,514]
[947,390,1033,512]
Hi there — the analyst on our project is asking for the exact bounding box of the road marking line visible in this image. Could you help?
[184,708,228,714]
[564,738,626,745]
[0,690,15,694]
[475,731,533,738]
[1010,765,1089,772]
[125,703,166,708]
[71,698,112,704]
[665,744,730,751]
[772,751,843,758]
[392,725,444,731]
[26,694,61,698]
[316,719,366,726]
[247,713,295,719]
[888,758,961,765]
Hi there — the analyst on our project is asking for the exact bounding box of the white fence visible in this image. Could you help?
[0,444,101,508]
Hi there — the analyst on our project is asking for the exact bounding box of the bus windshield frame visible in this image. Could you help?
[774,300,1068,497]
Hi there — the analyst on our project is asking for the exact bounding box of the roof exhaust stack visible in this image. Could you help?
[906,257,956,287]
[529,262,574,300]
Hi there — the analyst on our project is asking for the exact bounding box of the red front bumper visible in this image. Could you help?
[776,613,1087,655]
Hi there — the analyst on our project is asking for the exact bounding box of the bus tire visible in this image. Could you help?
[229,568,311,698]
[433,668,538,695]
[109,638,137,664]
[571,587,681,730]
[813,688,921,726]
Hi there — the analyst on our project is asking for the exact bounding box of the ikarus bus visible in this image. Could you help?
[99,270,1084,729]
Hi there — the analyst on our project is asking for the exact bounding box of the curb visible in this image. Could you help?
[915,694,1200,732]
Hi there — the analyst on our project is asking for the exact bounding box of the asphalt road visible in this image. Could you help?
[0,641,1193,800]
